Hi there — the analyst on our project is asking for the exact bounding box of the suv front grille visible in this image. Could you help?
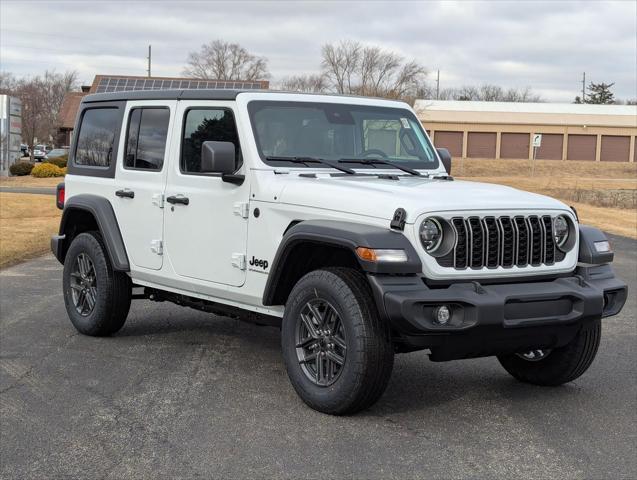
[437,215,565,270]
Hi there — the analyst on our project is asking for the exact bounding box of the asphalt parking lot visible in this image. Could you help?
[1,234,635,479]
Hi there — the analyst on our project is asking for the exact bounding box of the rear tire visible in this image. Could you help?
[497,318,601,386]
[63,231,131,336]
[281,267,394,415]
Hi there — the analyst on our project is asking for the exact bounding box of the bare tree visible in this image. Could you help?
[321,40,361,94]
[429,84,542,102]
[320,40,427,101]
[279,74,328,93]
[0,70,79,149]
[183,40,269,81]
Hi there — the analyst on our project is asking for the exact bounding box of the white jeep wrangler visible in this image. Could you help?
[52,90,627,414]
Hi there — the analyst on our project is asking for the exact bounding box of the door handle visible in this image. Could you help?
[115,189,135,199]
[166,195,189,205]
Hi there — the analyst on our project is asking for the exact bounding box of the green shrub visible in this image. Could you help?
[46,154,68,168]
[9,161,34,176]
[31,163,65,178]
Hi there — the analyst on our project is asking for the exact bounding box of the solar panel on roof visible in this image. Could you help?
[92,76,262,93]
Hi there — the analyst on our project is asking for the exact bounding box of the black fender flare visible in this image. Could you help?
[578,224,614,265]
[55,194,130,271]
[262,219,421,306]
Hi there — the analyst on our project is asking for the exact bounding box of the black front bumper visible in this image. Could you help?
[368,264,627,359]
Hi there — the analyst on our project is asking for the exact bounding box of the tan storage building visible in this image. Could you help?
[414,100,637,162]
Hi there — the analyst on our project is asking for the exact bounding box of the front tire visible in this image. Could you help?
[63,231,131,336]
[497,318,602,386]
[281,268,394,415]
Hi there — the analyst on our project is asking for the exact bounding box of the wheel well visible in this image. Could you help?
[60,208,99,260]
[269,242,360,306]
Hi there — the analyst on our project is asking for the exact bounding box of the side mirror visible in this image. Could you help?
[201,141,236,175]
[436,147,452,175]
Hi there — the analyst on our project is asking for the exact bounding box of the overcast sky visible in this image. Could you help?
[1,0,635,102]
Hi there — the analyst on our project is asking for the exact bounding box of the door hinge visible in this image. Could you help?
[233,202,249,219]
[231,253,246,270]
[152,193,165,208]
[150,239,163,255]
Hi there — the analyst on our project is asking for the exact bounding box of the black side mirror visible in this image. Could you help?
[201,141,236,175]
[436,147,452,175]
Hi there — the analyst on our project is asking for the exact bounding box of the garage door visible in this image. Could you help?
[567,134,597,161]
[467,132,496,158]
[600,135,630,162]
[434,131,463,158]
[500,133,530,159]
[535,134,563,160]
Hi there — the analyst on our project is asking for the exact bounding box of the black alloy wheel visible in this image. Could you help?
[295,298,347,387]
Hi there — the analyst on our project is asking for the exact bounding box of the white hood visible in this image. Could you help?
[277,173,571,221]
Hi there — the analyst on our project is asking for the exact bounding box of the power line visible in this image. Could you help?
[1,43,99,54]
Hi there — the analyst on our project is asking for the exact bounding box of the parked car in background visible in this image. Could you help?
[46,148,69,160]
[33,144,48,161]
[20,144,30,158]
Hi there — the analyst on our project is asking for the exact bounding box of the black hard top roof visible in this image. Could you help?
[81,89,265,103]
[80,89,408,104]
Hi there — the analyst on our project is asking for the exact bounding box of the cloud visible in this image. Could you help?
[1,0,635,102]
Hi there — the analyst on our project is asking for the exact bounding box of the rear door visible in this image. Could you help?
[112,100,176,270]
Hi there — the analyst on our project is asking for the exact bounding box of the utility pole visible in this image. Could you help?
[436,70,440,100]
[581,71,586,103]
[147,45,152,78]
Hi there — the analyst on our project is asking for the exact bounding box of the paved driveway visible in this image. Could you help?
[1,235,635,479]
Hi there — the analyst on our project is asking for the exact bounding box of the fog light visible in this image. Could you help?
[432,305,451,325]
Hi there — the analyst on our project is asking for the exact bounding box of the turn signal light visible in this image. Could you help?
[355,247,408,263]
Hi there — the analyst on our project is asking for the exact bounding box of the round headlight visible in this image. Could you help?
[420,218,443,252]
[553,215,569,248]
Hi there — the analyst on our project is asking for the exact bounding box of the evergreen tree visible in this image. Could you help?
[585,82,615,104]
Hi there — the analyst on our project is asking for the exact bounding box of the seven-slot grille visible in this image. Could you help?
[436,215,565,270]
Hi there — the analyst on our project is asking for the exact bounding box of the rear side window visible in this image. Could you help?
[125,108,170,170]
[181,108,241,174]
[75,108,120,167]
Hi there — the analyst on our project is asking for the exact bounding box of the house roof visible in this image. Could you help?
[58,92,89,129]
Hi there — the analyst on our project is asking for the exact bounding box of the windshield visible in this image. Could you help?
[248,101,439,170]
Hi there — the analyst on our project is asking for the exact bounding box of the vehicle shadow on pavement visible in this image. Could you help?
[110,305,589,416]
[367,355,587,416]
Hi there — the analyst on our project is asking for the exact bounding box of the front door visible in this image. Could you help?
[163,102,249,287]
[113,100,175,270]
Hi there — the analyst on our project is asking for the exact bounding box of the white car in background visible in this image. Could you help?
[33,144,48,161]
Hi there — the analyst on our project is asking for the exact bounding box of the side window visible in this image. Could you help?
[75,108,120,167]
[181,108,241,174]
[125,108,170,170]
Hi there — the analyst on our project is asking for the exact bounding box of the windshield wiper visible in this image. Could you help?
[337,158,422,176]
[265,156,356,175]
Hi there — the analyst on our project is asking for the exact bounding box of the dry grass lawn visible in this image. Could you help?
[0,176,61,188]
[453,158,637,179]
[457,159,637,239]
[0,193,61,268]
